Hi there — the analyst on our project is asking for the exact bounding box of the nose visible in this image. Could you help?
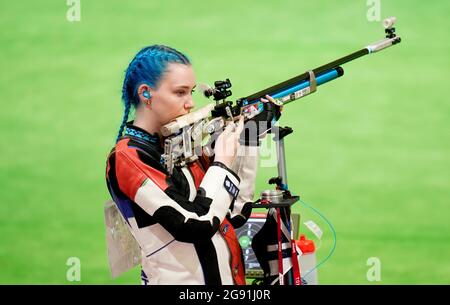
[185,96,195,110]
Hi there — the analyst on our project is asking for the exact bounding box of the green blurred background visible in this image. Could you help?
[0,0,449,284]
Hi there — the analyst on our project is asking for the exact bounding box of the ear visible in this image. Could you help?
[137,84,152,104]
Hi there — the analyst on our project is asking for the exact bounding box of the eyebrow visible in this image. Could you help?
[174,85,196,90]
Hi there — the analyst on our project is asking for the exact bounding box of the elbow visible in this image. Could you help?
[172,217,222,242]
[153,207,222,242]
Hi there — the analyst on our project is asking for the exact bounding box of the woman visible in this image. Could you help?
[105,45,270,285]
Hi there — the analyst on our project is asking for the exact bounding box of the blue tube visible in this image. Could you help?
[271,68,340,100]
[243,68,342,106]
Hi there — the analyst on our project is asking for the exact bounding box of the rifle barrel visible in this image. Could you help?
[242,35,400,105]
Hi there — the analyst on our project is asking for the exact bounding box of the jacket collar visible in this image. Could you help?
[124,122,162,147]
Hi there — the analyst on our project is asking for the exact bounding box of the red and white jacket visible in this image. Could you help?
[105,124,259,285]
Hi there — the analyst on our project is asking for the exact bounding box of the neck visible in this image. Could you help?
[133,107,162,138]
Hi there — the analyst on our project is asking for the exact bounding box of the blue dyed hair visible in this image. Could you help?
[116,45,191,142]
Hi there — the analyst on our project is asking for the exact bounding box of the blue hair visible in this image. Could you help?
[116,45,191,143]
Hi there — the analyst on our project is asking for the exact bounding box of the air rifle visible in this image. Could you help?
[161,17,401,174]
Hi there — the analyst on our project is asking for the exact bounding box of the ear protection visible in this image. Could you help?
[143,90,151,99]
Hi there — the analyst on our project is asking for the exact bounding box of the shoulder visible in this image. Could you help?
[111,138,169,194]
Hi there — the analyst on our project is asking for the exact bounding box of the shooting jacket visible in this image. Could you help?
[105,123,259,285]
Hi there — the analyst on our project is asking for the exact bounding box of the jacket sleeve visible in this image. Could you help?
[114,148,240,243]
[227,145,260,228]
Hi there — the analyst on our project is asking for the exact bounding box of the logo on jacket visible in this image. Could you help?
[224,176,239,199]
[222,224,229,234]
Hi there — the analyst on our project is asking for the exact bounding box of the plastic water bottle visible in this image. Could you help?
[296,234,318,285]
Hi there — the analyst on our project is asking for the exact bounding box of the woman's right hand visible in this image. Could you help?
[213,116,245,168]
